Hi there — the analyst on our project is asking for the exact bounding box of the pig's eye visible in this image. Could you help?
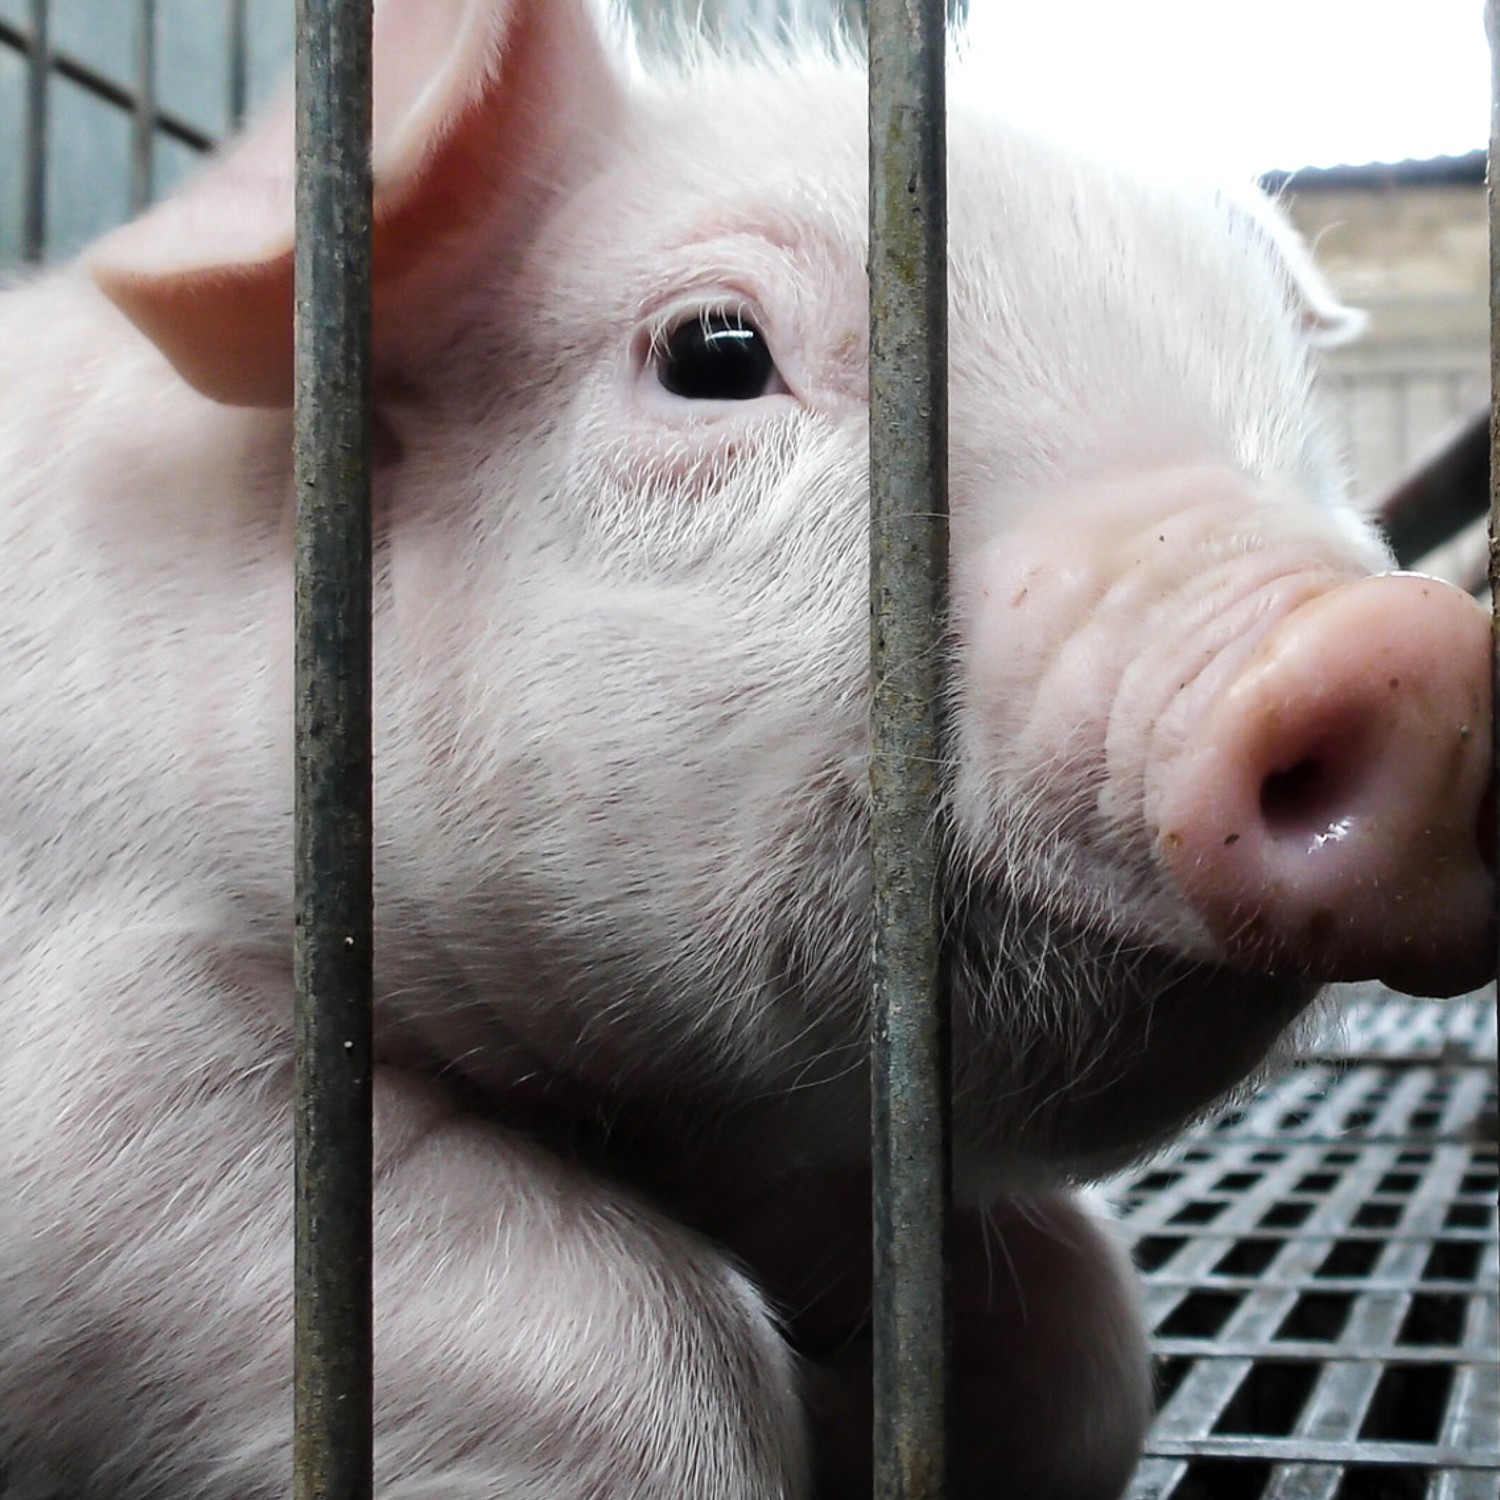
[654,311,782,401]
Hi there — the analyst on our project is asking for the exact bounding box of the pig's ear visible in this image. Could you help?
[1277,235,1367,349]
[88,0,625,407]
[1226,183,1367,349]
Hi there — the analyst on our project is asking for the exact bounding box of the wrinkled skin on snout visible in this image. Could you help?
[0,1,1491,1497]
[948,473,1492,1189]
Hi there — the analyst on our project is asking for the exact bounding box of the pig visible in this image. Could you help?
[0,0,1492,1496]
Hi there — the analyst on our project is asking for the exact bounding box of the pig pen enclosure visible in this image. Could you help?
[1,1,1497,1497]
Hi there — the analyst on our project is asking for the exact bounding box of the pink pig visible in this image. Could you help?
[0,1,1491,1496]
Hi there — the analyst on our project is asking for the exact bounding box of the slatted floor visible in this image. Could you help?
[1120,992,1499,1500]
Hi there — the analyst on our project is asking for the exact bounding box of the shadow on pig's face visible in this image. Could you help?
[945,881,1324,1194]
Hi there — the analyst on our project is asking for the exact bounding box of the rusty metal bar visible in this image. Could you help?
[130,0,157,212]
[22,0,49,262]
[292,0,374,1497]
[867,1,952,1497]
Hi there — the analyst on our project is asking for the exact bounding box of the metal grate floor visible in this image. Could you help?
[1119,993,1499,1500]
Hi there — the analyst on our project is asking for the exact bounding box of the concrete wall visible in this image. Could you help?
[1278,162,1489,510]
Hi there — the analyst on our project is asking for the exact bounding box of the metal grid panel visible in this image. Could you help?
[1122,995,1499,1500]
[1328,993,1499,1066]
[0,0,293,264]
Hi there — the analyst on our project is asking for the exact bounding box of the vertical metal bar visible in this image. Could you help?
[867,1,951,1497]
[293,0,374,1497]
[131,0,157,212]
[1486,0,1500,1240]
[23,0,49,262]
[228,0,249,130]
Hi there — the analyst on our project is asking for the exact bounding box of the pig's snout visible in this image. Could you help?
[1155,573,1495,997]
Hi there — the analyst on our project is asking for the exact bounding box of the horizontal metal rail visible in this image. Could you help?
[1378,407,1489,567]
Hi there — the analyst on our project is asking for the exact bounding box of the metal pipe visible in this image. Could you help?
[292,1,374,1497]
[131,0,157,212]
[23,0,49,262]
[867,1,952,1496]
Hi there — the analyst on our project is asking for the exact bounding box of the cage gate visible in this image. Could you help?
[0,2,1496,1498]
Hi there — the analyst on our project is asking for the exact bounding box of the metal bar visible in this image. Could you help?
[867,1,951,1497]
[1487,0,1500,1294]
[228,0,249,130]
[131,0,157,212]
[1377,407,1488,567]
[292,0,374,1497]
[0,17,216,155]
[22,0,49,262]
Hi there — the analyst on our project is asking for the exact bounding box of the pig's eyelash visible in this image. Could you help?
[643,302,789,403]
[644,301,757,361]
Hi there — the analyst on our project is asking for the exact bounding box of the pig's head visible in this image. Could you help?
[88,0,1494,1191]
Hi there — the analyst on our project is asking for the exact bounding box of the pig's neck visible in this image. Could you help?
[0,278,293,935]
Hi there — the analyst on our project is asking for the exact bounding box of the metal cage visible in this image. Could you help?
[1,3,1496,1498]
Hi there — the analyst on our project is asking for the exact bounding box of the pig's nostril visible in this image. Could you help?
[1257,722,1369,851]
[1161,575,1493,995]
[1260,756,1336,841]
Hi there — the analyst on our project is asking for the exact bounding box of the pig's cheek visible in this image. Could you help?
[602,421,751,491]
[949,539,1123,863]
[948,539,1194,1025]
[579,408,805,536]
